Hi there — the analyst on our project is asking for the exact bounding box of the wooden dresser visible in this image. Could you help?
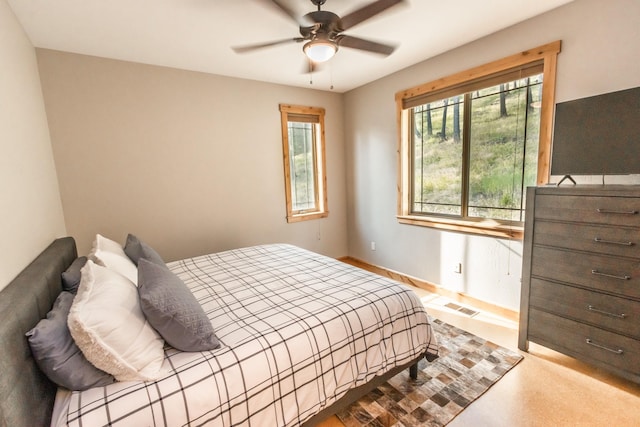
[519,185,640,384]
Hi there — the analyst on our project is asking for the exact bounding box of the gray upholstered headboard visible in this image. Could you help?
[0,237,76,427]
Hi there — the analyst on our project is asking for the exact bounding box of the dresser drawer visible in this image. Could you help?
[529,278,640,338]
[528,309,640,375]
[534,220,640,258]
[535,195,640,227]
[531,246,640,299]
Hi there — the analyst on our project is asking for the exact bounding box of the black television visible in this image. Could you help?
[551,85,640,179]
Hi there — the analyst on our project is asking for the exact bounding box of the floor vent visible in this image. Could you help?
[444,302,479,317]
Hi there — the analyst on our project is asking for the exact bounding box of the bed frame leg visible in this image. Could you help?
[409,363,418,379]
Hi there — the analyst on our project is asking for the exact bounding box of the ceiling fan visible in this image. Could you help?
[232,0,406,64]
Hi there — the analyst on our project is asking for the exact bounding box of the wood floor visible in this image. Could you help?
[316,286,640,426]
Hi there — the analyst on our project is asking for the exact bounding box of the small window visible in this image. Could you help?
[396,41,561,239]
[279,104,328,223]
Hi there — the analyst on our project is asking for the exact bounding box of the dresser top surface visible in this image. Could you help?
[533,185,640,197]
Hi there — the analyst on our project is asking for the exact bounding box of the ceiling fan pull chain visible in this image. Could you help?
[330,62,334,90]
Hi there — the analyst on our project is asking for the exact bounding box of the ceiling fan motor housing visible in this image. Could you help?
[300,10,342,39]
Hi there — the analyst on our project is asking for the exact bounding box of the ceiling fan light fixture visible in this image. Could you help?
[303,39,337,62]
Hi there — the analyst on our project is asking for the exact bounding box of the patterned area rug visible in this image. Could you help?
[336,318,523,427]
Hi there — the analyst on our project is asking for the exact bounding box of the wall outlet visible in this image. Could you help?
[454,263,462,274]
[370,241,376,251]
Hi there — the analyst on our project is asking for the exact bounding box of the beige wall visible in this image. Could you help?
[343,0,640,311]
[0,0,66,290]
[37,50,348,260]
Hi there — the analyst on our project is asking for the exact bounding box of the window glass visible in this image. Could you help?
[287,121,318,212]
[412,97,464,216]
[467,76,542,222]
[410,75,542,223]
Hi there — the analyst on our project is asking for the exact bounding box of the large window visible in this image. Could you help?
[396,41,561,239]
[279,104,328,223]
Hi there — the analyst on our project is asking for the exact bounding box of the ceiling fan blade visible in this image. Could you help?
[264,0,315,28]
[340,0,405,30]
[232,38,303,53]
[337,35,396,56]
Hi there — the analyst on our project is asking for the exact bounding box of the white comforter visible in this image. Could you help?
[53,244,438,426]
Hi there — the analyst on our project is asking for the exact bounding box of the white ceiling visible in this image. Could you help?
[8,0,574,93]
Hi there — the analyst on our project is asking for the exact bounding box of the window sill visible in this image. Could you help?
[397,215,523,240]
[286,211,329,223]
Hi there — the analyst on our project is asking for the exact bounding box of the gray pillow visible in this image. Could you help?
[124,234,165,266]
[26,291,116,390]
[138,259,220,352]
[61,256,88,293]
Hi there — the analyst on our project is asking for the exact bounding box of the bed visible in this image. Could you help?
[0,236,438,427]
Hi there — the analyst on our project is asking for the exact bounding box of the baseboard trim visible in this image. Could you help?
[338,256,519,323]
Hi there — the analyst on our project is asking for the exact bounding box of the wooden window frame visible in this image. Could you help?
[395,41,561,240]
[279,104,329,223]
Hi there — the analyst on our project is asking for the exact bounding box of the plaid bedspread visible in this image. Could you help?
[55,244,438,426]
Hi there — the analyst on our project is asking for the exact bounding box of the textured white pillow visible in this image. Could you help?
[88,234,138,284]
[68,260,165,382]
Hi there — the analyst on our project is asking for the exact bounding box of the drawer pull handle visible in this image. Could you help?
[594,237,634,246]
[591,269,631,280]
[585,338,624,355]
[596,208,638,215]
[587,305,627,319]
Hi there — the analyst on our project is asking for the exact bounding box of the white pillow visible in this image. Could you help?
[88,234,138,284]
[68,260,165,382]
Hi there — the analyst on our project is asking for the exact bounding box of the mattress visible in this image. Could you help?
[52,243,438,426]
